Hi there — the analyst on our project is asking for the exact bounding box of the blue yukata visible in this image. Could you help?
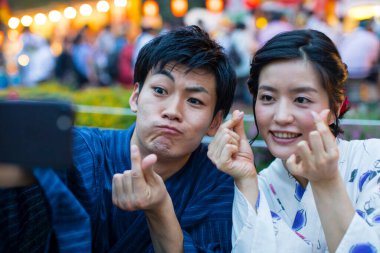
[233,138,380,252]
[0,124,234,252]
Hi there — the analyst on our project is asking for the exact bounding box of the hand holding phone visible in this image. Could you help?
[0,100,74,170]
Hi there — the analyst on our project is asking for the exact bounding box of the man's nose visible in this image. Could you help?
[161,97,183,122]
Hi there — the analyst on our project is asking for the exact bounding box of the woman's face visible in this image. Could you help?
[255,59,334,160]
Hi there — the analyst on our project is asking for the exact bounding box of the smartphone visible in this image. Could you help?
[0,100,75,170]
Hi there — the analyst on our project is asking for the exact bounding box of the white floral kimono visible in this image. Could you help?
[233,138,380,252]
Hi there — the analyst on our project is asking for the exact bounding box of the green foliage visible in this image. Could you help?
[0,82,135,129]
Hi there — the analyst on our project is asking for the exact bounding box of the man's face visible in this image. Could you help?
[130,64,222,163]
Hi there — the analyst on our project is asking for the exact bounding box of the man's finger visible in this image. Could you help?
[141,154,158,181]
[130,145,143,176]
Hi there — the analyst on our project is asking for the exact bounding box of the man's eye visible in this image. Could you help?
[295,97,311,104]
[153,87,166,95]
[188,98,202,105]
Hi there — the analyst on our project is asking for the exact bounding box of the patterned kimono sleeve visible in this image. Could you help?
[336,140,380,253]
[232,184,313,252]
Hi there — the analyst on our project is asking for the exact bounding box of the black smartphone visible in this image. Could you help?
[0,100,75,170]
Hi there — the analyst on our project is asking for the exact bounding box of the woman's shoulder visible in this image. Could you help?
[338,138,380,156]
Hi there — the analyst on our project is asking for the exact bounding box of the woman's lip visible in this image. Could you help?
[270,132,300,145]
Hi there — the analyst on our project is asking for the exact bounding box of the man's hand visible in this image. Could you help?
[112,145,168,212]
[0,164,36,188]
[112,145,184,253]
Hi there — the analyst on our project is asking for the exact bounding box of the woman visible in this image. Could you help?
[208,29,380,252]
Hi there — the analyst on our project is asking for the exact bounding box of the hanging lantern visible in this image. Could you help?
[206,0,224,13]
[171,0,188,17]
[143,0,159,17]
[244,0,260,9]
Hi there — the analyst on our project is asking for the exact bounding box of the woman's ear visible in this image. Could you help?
[129,83,140,113]
[206,111,224,136]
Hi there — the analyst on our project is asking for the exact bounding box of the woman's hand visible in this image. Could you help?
[208,110,257,181]
[286,109,340,185]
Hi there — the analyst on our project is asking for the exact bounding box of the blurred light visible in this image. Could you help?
[347,4,380,20]
[97,0,110,13]
[143,0,159,17]
[7,30,19,42]
[51,42,62,57]
[256,17,268,29]
[80,4,93,16]
[114,0,127,7]
[244,0,260,9]
[206,0,224,13]
[18,54,30,67]
[375,5,380,19]
[0,31,3,47]
[171,0,188,17]
[49,10,62,23]
[8,17,20,30]
[34,13,47,25]
[64,7,77,19]
[21,15,33,27]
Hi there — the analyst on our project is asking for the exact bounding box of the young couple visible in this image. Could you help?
[0,26,379,252]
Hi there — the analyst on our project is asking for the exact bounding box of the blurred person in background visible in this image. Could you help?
[17,27,55,86]
[229,22,255,105]
[257,10,293,48]
[72,25,96,89]
[339,19,380,104]
[94,24,116,86]
[55,37,76,86]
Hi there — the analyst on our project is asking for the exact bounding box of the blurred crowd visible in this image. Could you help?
[0,4,379,106]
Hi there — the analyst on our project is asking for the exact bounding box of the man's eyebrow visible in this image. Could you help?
[154,69,175,81]
[185,85,209,94]
[154,69,210,94]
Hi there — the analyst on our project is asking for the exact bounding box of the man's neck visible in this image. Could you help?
[153,155,191,181]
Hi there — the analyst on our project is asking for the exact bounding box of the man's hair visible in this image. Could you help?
[248,29,348,137]
[134,25,237,118]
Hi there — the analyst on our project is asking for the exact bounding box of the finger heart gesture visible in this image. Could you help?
[112,145,168,211]
[286,109,340,184]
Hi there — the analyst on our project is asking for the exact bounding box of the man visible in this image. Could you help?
[0,25,237,252]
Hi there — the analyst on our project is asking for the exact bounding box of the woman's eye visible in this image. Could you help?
[260,95,273,101]
[188,98,202,105]
[295,97,311,104]
[153,87,166,95]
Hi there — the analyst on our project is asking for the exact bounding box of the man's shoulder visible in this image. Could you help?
[74,127,130,141]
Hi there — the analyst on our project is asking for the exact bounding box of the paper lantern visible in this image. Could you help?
[171,0,188,17]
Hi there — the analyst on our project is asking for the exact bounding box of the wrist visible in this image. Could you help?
[310,174,343,193]
[145,193,173,219]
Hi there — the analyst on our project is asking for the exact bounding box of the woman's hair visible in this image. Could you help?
[247,29,348,139]
[134,25,237,119]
